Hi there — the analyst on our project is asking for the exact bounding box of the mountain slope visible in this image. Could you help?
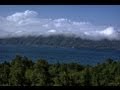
[0,35,120,49]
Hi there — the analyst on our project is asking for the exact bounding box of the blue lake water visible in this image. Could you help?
[0,45,120,65]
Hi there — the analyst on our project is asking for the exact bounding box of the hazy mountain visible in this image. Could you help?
[0,35,120,50]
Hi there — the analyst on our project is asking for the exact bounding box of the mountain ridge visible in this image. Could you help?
[0,35,120,50]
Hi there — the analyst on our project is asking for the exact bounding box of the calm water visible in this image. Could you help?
[0,45,120,65]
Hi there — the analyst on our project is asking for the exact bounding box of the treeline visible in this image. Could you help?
[0,55,120,86]
[0,35,120,49]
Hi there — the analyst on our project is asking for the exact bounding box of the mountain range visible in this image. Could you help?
[0,35,120,50]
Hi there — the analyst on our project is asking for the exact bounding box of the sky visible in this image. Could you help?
[0,5,120,26]
[0,5,120,40]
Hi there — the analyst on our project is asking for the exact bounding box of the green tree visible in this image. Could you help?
[25,68,35,86]
[33,59,51,86]
[81,66,92,86]
[9,55,26,86]
[0,61,10,86]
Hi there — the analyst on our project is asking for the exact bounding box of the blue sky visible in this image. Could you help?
[0,5,120,40]
[0,5,120,27]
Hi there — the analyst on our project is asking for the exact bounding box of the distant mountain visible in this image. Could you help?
[0,35,120,49]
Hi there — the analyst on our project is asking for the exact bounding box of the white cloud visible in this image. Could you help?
[48,29,56,33]
[54,23,61,27]
[42,24,49,28]
[6,10,38,22]
[53,18,68,22]
[100,27,114,35]
[0,10,119,40]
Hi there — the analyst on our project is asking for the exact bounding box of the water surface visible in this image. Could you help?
[0,45,120,65]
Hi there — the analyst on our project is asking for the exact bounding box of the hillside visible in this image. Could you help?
[0,35,120,49]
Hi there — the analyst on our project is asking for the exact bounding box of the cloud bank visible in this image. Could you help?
[0,10,119,40]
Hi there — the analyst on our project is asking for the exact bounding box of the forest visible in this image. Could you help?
[0,55,120,86]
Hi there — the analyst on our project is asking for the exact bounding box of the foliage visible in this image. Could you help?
[0,55,120,86]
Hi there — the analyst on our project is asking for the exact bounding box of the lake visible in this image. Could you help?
[0,44,120,65]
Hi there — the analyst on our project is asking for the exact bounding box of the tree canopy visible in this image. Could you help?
[0,55,120,86]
